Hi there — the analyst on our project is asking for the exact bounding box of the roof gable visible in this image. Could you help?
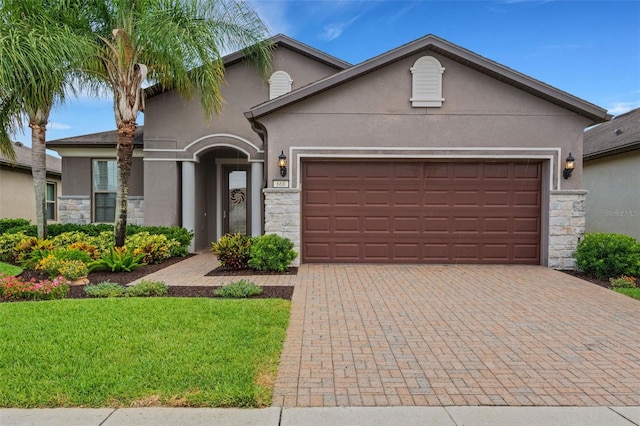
[584,108,640,160]
[246,34,610,124]
[145,34,351,99]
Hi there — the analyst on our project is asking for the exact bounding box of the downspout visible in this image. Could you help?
[246,112,268,235]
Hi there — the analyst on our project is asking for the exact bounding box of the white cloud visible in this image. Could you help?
[321,15,359,41]
[606,100,640,117]
[47,122,72,130]
[249,1,293,36]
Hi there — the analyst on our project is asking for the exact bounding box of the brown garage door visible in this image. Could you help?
[302,161,541,264]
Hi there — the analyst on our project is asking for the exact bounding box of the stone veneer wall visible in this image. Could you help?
[548,190,587,270]
[58,195,144,226]
[263,188,301,266]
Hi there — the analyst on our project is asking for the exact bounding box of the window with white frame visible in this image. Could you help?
[46,182,56,221]
[410,56,445,107]
[93,159,117,222]
[268,70,293,100]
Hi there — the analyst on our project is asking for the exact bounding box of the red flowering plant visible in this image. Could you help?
[0,275,69,301]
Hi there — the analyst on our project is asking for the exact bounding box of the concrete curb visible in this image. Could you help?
[1,406,638,426]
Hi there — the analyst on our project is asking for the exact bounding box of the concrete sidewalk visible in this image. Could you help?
[1,406,639,425]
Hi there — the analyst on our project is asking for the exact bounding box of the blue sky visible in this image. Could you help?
[14,0,640,148]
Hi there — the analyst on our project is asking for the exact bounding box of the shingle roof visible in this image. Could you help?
[246,34,610,125]
[0,141,61,174]
[584,108,640,161]
[47,126,144,148]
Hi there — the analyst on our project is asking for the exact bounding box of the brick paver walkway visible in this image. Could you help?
[272,264,640,407]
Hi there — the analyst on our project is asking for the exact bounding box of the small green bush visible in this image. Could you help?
[88,247,146,273]
[128,225,193,256]
[0,232,31,262]
[211,233,253,270]
[126,232,176,264]
[48,223,113,237]
[576,233,640,279]
[214,279,263,298]
[126,280,169,297]
[609,275,637,289]
[84,281,127,298]
[0,219,30,235]
[4,224,37,236]
[248,234,297,272]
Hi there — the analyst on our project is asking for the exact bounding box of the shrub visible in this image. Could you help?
[0,218,30,235]
[576,233,640,279]
[211,233,253,270]
[126,280,169,297]
[48,223,113,237]
[4,224,37,236]
[88,247,146,273]
[130,226,193,256]
[609,275,637,289]
[0,232,29,262]
[248,234,297,272]
[51,231,91,247]
[0,275,69,301]
[14,237,52,265]
[214,279,263,298]
[57,260,89,280]
[84,281,127,298]
[126,232,175,264]
[35,249,91,279]
[68,241,101,260]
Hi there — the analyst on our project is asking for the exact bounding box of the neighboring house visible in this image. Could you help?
[583,108,640,239]
[48,34,610,269]
[0,141,62,223]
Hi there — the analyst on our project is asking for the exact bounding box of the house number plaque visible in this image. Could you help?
[272,180,290,188]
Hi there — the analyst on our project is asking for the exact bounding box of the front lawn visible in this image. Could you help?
[0,298,290,408]
[614,287,640,300]
[0,261,22,277]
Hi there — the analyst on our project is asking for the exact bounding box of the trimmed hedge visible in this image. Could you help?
[576,233,640,279]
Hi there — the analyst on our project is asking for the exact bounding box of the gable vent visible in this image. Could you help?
[410,56,445,107]
[269,71,293,100]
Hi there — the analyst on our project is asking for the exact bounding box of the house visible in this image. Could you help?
[0,141,62,223]
[48,34,610,269]
[583,108,640,239]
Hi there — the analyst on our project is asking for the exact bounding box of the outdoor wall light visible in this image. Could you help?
[278,151,287,177]
[563,152,575,179]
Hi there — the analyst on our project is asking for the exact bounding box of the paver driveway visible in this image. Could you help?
[272,264,640,407]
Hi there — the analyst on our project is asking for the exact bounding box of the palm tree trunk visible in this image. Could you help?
[30,111,49,240]
[114,121,136,247]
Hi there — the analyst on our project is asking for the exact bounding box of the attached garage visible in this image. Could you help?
[302,161,542,264]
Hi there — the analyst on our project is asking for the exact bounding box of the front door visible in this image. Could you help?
[222,166,250,235]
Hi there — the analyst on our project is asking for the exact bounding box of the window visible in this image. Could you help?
[46,182,56,221]
[93,159,117,222]
[410,56,445,107]
[268,71,293,100]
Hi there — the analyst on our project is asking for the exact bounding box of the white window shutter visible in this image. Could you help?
[269,71,293,100]
[410,56,445,107]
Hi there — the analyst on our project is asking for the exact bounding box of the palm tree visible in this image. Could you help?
[0,2,94,238]
[85,0,272,247]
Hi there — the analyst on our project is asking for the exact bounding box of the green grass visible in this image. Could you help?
[0,261,22,277]
[0,298,290,408]
[614,287,640,300]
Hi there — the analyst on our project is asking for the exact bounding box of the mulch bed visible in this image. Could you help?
[206,266,298,276]
[10,255,293,301]
[561,270,611,289]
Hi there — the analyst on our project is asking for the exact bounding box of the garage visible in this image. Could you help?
[301,161,542,264]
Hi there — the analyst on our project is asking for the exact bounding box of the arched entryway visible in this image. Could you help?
[180,134,264,251]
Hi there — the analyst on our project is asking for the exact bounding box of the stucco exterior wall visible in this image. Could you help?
[584,151,640,239]
[0,166,61,222]
[144,46,341,150]
[258,50,592,188]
